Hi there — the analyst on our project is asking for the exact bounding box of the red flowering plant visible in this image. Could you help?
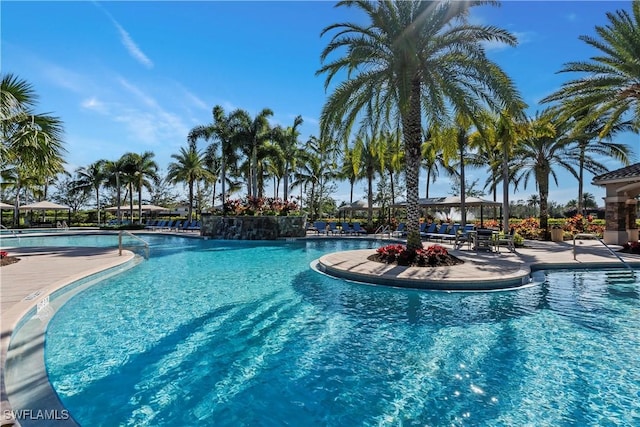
[374,244,461,267]
[222,196,300,216]
[0,251,8,259]
[563,214,605,237]
[621,241,640,254]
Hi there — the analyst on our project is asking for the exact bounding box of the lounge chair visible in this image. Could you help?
[313,221,327,235]
[327,222,340,235]
[172,220,183,231]
[163,220,176,230]
[152,220,167,231]
[391,223,406,237]
[340,222,354,235]
[425,223,449,241]
[441,224,460,243]
[187,220,201,231]
[352,222,367,235]
[420,222,437,239]
[144,220,158,230]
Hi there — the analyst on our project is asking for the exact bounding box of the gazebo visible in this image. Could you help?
[19,201,71,226]
[592,163,640,244]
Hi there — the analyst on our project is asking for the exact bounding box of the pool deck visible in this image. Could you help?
[0,235,639,426]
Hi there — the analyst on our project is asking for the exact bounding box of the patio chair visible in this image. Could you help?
[187,220,201,231]
[497,227,516,253]
[144,220,158,230]
[475,228,496,252]
[340,222,354,235]
[352,222,367,235]
[454,224,475,250]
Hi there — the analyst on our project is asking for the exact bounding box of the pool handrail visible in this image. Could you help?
[573,232,635,277]
[0,224,18,237]
[119,230,150,259]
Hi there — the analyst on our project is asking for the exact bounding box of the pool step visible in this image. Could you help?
[605,270,637,284]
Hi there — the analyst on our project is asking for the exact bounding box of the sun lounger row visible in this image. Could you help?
[310,221,368,235]
[144,219,201,231]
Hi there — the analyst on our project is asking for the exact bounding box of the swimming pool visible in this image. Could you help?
[11,236,640,425]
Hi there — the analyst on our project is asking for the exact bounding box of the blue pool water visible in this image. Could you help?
[36,236,640,425]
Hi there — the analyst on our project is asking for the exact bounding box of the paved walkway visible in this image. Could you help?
[0,236,638,426]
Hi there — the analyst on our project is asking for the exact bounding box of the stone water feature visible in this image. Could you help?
[200,214,307,240]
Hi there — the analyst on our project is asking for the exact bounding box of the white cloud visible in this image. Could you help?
[81,97,106,113]
[93,1,153,68]
[113,21,154,69]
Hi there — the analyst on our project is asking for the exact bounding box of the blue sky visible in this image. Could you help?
[3,0,638,206]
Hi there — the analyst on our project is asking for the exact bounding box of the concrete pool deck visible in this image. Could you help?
[0,236,639,426]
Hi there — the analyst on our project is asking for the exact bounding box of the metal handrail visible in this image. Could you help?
[119,230,150,259]
[0,224,17,237]
[573,233,635,275]
[374,225,390,236]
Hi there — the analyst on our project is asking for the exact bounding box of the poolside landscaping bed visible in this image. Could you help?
[0,250,19,267]
[368,243,464,267]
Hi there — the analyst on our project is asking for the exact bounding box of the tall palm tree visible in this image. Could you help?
[230,108,273,198]
[421,130,453,198]
[271,115,303,200]
[562,106,632,213]
[166,146,213,221]
[75,160,107,224]
[104,156,130,225]
[188,105,241,210]
[317,0,523,250]
[381,129,404,206]
[1,73,66,223]
[126,151,160,224]
[541,0,640,135]
[338,142,363,204]
[512,109,578,238]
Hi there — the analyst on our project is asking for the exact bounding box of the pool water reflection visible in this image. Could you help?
[36,236,640,426]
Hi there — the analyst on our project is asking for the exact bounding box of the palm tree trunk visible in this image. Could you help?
[367,168,374,225]
[578,146,585,214]
[95,187,101,225]
[188,180,194,221]
[502,142,509,233]
[459,133,467,227]
[137,186,143,225]
[221,153,226,215]
[403,77,423,251]
[538,168,550,240]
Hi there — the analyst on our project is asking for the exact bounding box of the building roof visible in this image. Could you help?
[592,163,640,185]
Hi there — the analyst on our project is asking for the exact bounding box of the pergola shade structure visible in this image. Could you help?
[19,201,72,226]
[593,163,640,244]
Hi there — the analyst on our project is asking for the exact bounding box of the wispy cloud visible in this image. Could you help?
[93,1,153,68]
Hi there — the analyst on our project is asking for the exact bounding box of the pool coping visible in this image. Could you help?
[1,236,639,426]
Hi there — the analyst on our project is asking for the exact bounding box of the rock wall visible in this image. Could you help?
[201,214,307,240]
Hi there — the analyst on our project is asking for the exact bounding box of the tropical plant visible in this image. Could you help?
[317,0,524,250]
[271,115,303,200]
[75,160,107,224]
[541,0,640,136]
[512,109,578,239]
[229,108,274,198]
[1,73,66,225]
[188,105,242,210]
[166,146,213,221]
[125,151,160,224]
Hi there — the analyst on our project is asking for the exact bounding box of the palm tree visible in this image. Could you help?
[166,146,213,221]
[421,130,452,198]
[1,73,66,223]
[126,151,160,224]
[104,157,129,225]
[541,0,640,135]
[317,0,523,250]
[271,115,303,200]
[512,109,578,238]
[188,105,241,210]
[562,106,632,213]
[338,143,363,204]
[75,160,107,224]
[230,108,273,198]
